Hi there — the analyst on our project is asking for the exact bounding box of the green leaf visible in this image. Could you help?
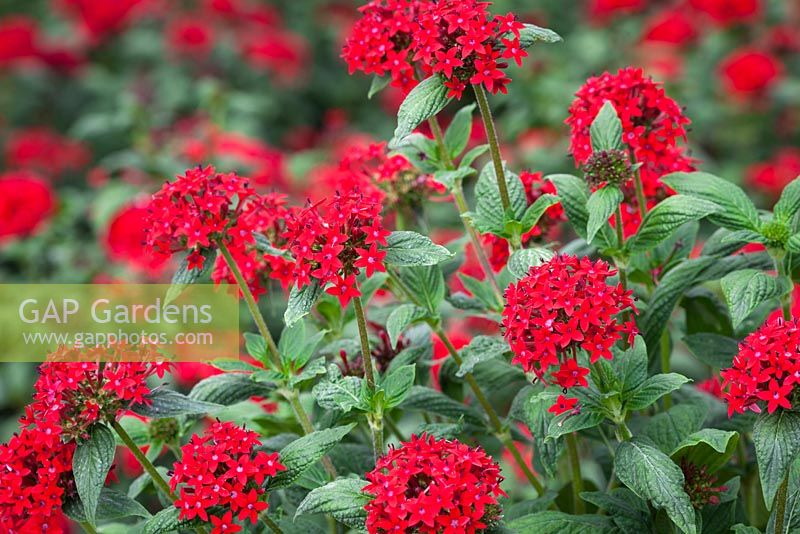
[615,438,697,534]
[671,429,740,474]
[386,304,428,349]
[608,336,648,396]
[63,488,151,522]
[683,333,739,369]
[285,280,323,327]
[753,410,800,509]
[270,425,356,489]
[383,231,453,266]
[143,507,200,534]
[517,23,563,47]
[661,172,760,231]
[512,388,564,476]
[520,194,560,235]
[774,176,800,221]
[472,161,527,236]
[381,364,416,409]
[787,233,800,253]
[313,368,369,413]
[444,104,475,159]
[458,272,501,310]
[589,101,623,152]
[721,269,790,328]
[295,478,370,529]
[244,331,268,362]
[131,388,222,418]
[288,356,327,388]
[460,144,489,168]
[581,489,652,533]
[253,233,291,258]
[549,174,614,248]
[546,386,606,441]
[401,385,485,427]
[627,196,721,253]
[367,75,390,99]
[456,335,509,377]
[209,359,262,373]
[73,424,116,525]
[399,265,445,314]
[165,248,215,304]
[279,321,326,370]
[625,373,691,411]
[643,404,706,454]
[507,247,555,280]
[432,167,475,190]
[508,511,617,533]
[586,185,623,243]
[189,373,274,405]
[392,75,451,145]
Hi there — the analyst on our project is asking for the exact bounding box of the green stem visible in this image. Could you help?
[566,433,585,514]
[777,255,792,320]
[472,84,510,212]
[660,330,672,410]
[79,522,98,534]
[433,324,547,496]
[217,240,338,479]
[217,240,280,366]
[615,421,633,442]
[427,116,454,169]
[352,294,384,460]
[112,420,176,501]
[260,512,284,534]
[774,475,790,534]
[633,170,647,221]
[614,206,628,293]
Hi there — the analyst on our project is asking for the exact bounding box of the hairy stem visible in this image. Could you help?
[566,433,585,514]
[660,330,672,409]
[112,420,176,501]
[79,522,98,534]
[615,421,633,442]
[353,294,384,460]
[261,512,284,534]
[217,240,338,478]
[472,84,510,212]
[774,475,790,534]
[614,206,628,292]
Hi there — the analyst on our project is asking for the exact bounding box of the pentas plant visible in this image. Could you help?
[170,421,286,533]
[720,317,800,416]
[363,434,505,533]
[5,2,800,534]
[502,255,638,415]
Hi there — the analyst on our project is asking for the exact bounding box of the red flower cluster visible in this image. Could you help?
[719,47,783,98]
[314,142,445,207]
[746,148,800,198]
[0,424,75,534]
[170,421,285,533]
[485,170,564,271]
[145,165,255,272]
[4,127,90,178]
[0,15,82,71]
[588,0,646,20]
[364,434,506,534]
[720,317,800,416]
[29,346,170,441]
[342,0,529,98]
[502,255,637,414]
[0,172,55,241]
[642,9,697,47]
[211,192,294,298]
[283,191,390,306]
[566,67,694,234]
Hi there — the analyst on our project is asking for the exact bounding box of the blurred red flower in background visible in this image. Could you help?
[719,48,783,97]
[0,172,55,241]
